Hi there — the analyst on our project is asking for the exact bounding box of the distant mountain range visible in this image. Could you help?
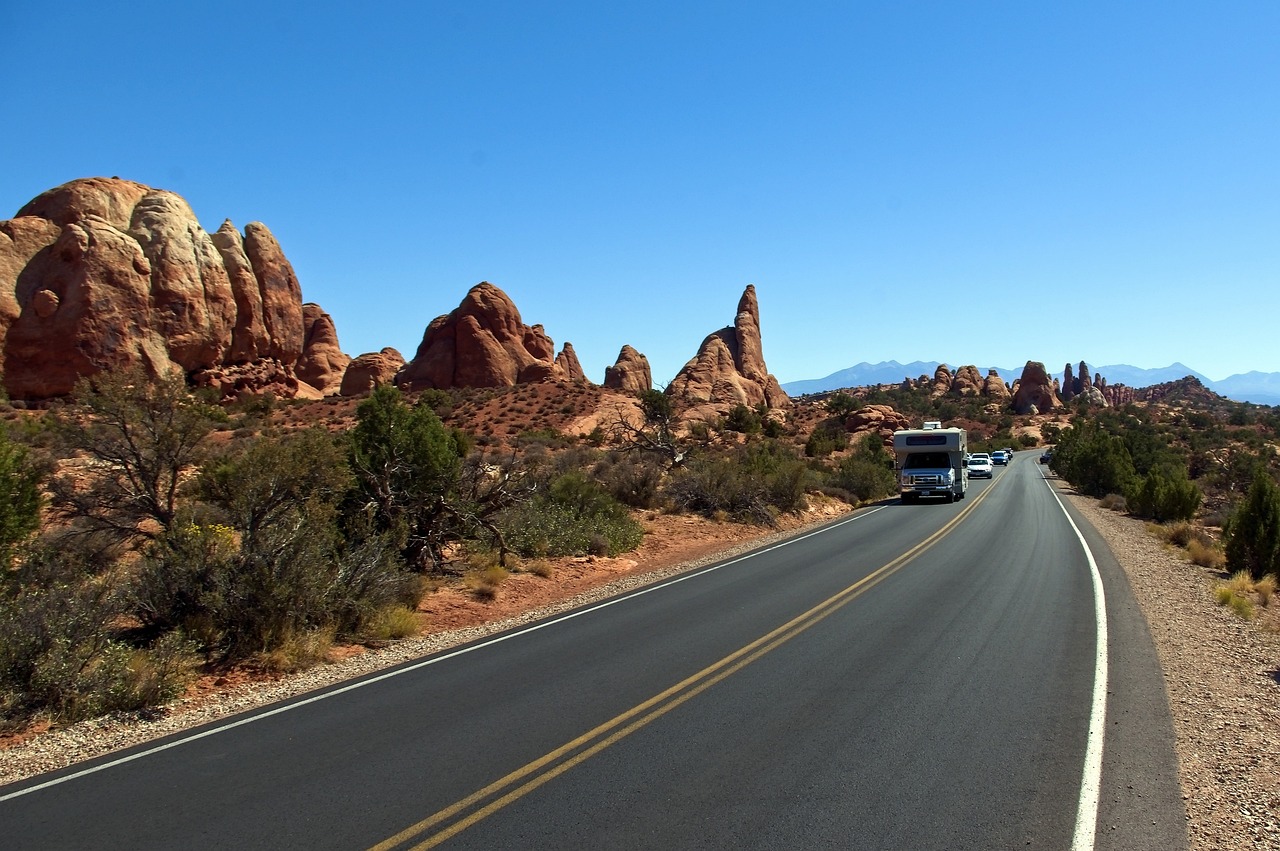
[780,361,1280,407]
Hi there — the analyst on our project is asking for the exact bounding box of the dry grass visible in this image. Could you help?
[255,628,336,673]
[463,565,510,600]
[1212,570,1280,620]
[363,606,421,641]
[1186,538,1226,570]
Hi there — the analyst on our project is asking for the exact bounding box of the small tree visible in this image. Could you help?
[346,384,466,572]
[49,367,224,546]
[610,388,689,466]
[1224,470,1280,580]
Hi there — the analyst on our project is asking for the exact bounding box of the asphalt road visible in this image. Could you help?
[1,451,1186,850]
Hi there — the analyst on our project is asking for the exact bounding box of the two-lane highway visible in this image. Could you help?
[1,451,1186,849]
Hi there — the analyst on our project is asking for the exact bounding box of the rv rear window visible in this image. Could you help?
[904,434,947,446]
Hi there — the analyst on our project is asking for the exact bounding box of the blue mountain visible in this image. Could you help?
[781,361,1280,406]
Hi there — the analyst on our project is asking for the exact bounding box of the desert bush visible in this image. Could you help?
[665,442,808,525]
[346,384,468,572]
[464,565,510,600]
[0,425,44,566]
[825,393,858,418]
[1223,470,1280,580]
[1099,493,1128,512]
[1158,521,1196,548]
[498,471,643,558]
[724,404,762,435]
[595,452,665,509]
[1215,571,1258,619]
[136,502,418,663]
[0,545,197,725]
[1051,420,1136,498]
[363,605,420,641]
[1254,574,1276,606]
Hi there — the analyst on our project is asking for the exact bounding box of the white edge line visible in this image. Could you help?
[1043,476,1108,851]
[1,506,887,803]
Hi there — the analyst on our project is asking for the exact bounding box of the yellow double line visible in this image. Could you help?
[372,484,995,850]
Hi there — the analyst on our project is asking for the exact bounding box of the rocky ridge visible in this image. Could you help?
[0,178,343,401]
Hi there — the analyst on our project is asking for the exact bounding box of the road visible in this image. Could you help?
[1,452,1186,850]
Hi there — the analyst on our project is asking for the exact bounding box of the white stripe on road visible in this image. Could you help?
[1044,476,1108,851]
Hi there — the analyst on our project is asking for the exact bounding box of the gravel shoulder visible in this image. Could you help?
[3,496,1278,851]
[1065,493,1280,851]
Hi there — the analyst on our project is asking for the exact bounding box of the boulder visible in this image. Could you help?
[844,404,911,436]
[667,284,789,410]
[603,345,652,394]
[340,347,406,397]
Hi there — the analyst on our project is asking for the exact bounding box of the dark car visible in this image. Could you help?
[1039,449,1053,464]
[990,450,1009,466]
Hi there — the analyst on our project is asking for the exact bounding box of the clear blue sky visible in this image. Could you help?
[3,2,1278,386]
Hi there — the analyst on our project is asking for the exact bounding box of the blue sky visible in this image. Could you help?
[3,2,1278,387]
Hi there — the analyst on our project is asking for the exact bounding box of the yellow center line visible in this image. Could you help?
[372,479,1001,851]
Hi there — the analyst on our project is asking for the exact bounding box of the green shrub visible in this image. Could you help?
[1128,467,1202,523]
[1051,420,1136,498]
[805,425,847,458]
[1224,470,1280,580]
[0,426,43,566]
[828,435,896,503]
[498,471,643,558]
[724,404,762,435]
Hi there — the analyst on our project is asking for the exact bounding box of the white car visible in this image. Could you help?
[967,453,993,478]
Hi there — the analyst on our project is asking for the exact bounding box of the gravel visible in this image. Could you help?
[3,499,1278,851]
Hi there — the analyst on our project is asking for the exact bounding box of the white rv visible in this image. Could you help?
[893,426,968,503]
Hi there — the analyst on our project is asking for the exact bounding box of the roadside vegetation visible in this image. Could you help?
[1045,400,1280,623]
[0,373,902,731]
[7,363,1276,729]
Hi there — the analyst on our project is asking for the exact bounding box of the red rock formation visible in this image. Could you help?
[951,365,983,397]
[1061,363,1076,401]
[603,344,652,393]
[396,282,576,391]
[340,347,406,397]
[1012,361,1061,414]
[0,177,343,400]
[297,304,350,395]
[555,342,586,383]
[666,285,788,410]
[983,369,1011,401]
[931,364,952,397]
[844,404,911,438]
